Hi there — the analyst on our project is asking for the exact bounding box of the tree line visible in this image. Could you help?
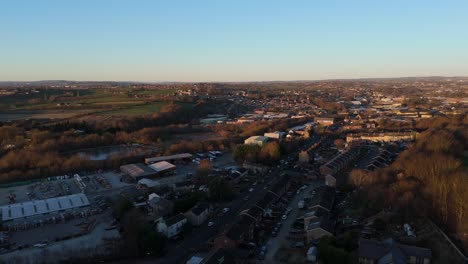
[348,115,468,240]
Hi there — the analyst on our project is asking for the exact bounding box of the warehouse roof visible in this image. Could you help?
[120,163,156,179]
[148,161,176,173]
[0,193,90,222]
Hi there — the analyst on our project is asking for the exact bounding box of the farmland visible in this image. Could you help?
[0,88,184,121]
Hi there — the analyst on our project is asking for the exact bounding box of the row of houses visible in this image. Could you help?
[359,147,394,172]
[301,186,336,244]
[320,147,363,187]
[346,131,417,143]
[213,174,292,249]
[155,201,213,238]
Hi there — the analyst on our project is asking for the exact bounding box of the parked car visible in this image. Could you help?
[282,215,287,220]
[223,208,230,213]
[258,251,265,260]
[208,221,214,227]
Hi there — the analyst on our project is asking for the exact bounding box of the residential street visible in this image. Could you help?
[140,170,282,264]
[264,180,324,263]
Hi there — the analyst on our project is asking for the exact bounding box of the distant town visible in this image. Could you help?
[0,77,466,264]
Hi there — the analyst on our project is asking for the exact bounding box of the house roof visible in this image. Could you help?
[225,215,255,241]
[304,207,329,219]
[148,194,173,208]
[165,213,187,226]
[174,180,193,188]
[203,248,250,264]
[307,217,334,233]
[190,203,210,216]
[269,174,291,195]
[359,238,431,263]
[308,186,335,211]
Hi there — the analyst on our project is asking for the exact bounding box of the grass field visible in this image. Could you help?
[0,89,191,120]
[0,110,93,121]
[97,101,195,116]
[98,102,168,116]
[133,89,175,95]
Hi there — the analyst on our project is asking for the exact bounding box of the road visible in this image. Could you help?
[264,180,324,263]
[134,137,321,264]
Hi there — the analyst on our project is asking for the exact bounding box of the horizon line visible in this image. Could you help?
[1,75,467,84]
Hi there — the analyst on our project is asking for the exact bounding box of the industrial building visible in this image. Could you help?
[264,131,286,139]
[0,193,90,222]
[120,163,158,180]
[148,161,176,175]
[200,114,228,124]
[244,136,269,146]
[144,153,193,165]
[314,117,335,126]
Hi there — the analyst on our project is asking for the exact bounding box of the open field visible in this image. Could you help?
[0,110,93,121]
[133,89,175,95]
[0,89,193,121]
[97,102,169,116]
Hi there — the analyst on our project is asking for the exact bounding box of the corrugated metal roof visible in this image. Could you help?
[0,193,90,221]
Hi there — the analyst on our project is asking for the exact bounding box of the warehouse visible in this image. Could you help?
[314,117,335,126]
[148,161,177,175]
[264,131,286,139]
[0,193,90,222]
[145,153,193,165]
[244,136,269,146]
[120,163,158,180]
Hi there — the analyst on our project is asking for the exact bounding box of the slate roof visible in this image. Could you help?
[307,217,334,233]
[165,213,187,226]
[359,238,431,264]
[190,203,210,216]
[225,215,255,241]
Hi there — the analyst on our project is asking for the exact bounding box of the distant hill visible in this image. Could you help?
[1,76,467,88]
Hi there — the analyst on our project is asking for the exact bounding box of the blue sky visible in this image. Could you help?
[1,0,467,82]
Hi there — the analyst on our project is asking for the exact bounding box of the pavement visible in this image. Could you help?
[264,180,324,263]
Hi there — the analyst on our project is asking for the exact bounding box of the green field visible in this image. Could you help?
[98,102,168,116]
[98,101,195,116]
[133,89,175,95]
[0,89,190,120]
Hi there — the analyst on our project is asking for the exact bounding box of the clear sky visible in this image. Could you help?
[1,0,467,82]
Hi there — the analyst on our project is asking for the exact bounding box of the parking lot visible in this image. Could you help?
[1,212,119,263]
[0,179,81,207]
